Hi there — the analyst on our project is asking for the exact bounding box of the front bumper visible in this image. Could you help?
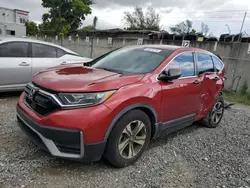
[17,106,106,161]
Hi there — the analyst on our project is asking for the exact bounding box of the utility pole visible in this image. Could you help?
[239,12,247,42]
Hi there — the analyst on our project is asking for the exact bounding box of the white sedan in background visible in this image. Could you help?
[0,37,92,92]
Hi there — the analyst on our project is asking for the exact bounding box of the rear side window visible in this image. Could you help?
[167,52,195,77]
[212,56,224,72]
[197,53,214,74]
[0,42,29,57]
[57,48,66,57]
[32,43,57,58]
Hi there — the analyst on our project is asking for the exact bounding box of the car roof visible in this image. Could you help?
[123,44,213,55]
[0,37,78,55]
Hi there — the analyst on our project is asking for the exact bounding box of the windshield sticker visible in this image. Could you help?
[144,48,162,53]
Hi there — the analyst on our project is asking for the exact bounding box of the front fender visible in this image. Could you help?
[103,102,158,141]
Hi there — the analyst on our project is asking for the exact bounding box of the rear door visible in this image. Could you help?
[31,43,63,75]
[196,53,218,113]
[0,42,31,89]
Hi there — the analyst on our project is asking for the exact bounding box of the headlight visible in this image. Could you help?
[58,90,116,107]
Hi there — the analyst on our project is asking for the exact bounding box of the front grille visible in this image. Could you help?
[24,85,61,116]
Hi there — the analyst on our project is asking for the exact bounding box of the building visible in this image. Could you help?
[79,28,161,39]
[0,7,29,37]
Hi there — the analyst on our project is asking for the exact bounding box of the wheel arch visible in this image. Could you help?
[103,103,159,141]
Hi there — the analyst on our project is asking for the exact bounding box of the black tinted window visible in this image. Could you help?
[0,42,29,57]
[92,47,173,74]
[197,53,214,74]
[57,48,66,57]
[212,56,224,72]
[32,43,57,58]
[167,52,195,77]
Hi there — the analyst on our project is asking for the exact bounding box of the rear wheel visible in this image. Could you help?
[199,95,224,128]
[104,110,151,168]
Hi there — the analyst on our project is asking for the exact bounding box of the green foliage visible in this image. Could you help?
[40,0,92,35]
[82,25,96,31]
[81,16,98,32]
[240,80,248,96]
[25,21,38,36]
[170,20,193,35]
[123,7,160,31]
[201,22,210,36]
[223,80,250,105]
[224,91,250,105]
[190,29,197,34]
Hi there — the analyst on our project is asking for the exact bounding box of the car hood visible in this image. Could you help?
[32,64,145,92]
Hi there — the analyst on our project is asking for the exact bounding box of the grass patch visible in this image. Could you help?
[223,80,250,105]
[223,91,250,105]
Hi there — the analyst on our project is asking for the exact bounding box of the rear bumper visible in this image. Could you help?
[17,106,106,162]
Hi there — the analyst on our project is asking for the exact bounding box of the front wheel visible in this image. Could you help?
[104,110,151,168]
[199,95,225,128]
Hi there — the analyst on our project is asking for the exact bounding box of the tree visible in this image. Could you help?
[41,0,92,36]
[123,7,160,31]
[93,16,98,28]
[190,29,197,34]
[25,21,38,36]
[81,25,95,31]
[81,16,98,31]
[201,22,210,36]
[170,20,193,35]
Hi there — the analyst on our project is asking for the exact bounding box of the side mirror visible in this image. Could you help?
[158,68,182,81]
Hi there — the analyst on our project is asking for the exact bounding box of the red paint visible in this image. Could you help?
[18,46,225,144]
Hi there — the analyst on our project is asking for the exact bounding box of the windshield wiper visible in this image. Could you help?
[96,67,123,74]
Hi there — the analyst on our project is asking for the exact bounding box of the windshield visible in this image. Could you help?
[91,47,173,75]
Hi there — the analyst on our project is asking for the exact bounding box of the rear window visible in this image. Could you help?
[32,43,57,58]
[57,48,66,57]
[212,56,224,72]
[92,47,173,74]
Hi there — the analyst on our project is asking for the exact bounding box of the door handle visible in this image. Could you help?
[212,76,220,81]
[19,62,30,66]
[193,80,202,84]
[60,61,67,65]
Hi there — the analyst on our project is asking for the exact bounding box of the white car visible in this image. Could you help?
[0,38,92,92]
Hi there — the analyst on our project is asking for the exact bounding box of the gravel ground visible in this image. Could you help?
[0,92,250,188]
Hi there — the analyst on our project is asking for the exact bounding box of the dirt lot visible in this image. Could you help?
[0,92,250,188]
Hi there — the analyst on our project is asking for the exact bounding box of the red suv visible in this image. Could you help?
[17,45,225,167]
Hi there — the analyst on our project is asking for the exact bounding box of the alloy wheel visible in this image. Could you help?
[118,120,147,159]
[211,101,224,124]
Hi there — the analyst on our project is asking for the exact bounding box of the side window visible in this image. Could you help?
[0,42,29,57]
[167,52,195,77]
[197,53,214,74]
[212,56,224,72]
[57,48,66,57]
[32,43,57,58]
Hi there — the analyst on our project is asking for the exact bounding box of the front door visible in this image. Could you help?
[160,52,202,124]
[0,42,31,90]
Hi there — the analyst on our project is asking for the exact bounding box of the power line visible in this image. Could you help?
[164,9,250,14]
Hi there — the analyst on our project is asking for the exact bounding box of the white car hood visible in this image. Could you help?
[59,56,93,64]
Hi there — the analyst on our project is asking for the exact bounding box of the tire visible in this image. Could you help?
[199,95,225,128]
[104,110,152,168]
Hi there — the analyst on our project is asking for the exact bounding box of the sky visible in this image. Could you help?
[1,0,250,37]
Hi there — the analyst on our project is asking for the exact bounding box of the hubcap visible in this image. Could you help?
[211,101,224,124]
[118,120,147,159]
